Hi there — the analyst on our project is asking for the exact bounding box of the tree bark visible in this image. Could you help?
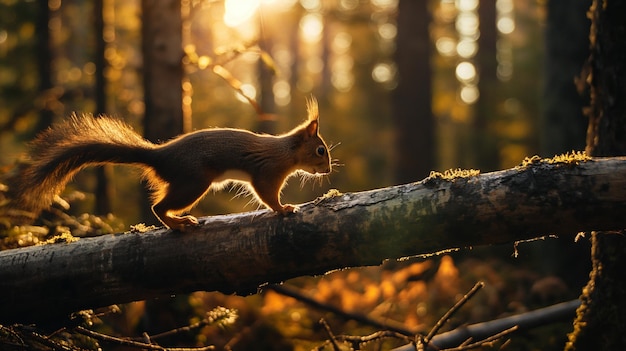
[566,0,626,349]
[2,157,626,324]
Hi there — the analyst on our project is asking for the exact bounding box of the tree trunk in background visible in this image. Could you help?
[141,0,184,140]
[474,0,499,171]
[94,0,113,215]
[34,0,53,135]
[541,0,590,156]
[392,0,435,182]
[533,0,592,301]
[257,29,277,135]
[140,0,184,225]
[140,0,185,332]
[566,0,626,349]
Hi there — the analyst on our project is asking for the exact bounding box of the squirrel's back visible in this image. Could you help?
[9,114,155,213]
[7,98,332,230]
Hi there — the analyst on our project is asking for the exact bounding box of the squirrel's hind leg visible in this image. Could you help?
[151,179,211,231]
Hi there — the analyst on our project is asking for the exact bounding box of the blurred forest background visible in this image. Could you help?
[0,0,594,350]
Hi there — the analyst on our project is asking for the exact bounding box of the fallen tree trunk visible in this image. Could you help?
[1,156,626,323]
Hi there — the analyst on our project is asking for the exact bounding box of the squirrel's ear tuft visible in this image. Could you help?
[304,96,319,137]
[306,96,319,122]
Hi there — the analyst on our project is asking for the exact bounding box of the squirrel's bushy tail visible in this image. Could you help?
[10,114,157,213]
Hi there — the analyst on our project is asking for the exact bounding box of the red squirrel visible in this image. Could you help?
[10,98,332,231]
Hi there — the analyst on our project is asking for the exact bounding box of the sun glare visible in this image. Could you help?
[299,13,324,42]
[236,83,257,102]
[224,0,260,27]
[455,61,476,83]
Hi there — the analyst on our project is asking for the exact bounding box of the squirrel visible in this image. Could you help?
[9,98,332,231]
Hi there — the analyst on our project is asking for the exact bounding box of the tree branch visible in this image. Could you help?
[266,284,418,336]
[2,156,626,323]
[392,299,580,351]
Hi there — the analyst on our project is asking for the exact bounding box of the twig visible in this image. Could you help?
[425,282,484,343]
[336,330,414,345]
[443,325,518,351]
[183,41,268,117]
[151,316,217,339]
[211,65,263,115]
[266,283,419,337]
[22,329,76,351]
[74,326,214,351]
[224,323,255,351]
[142,307,236,343]
[75,326,163,350]
[319,319,342,351]
[0,325,25,347]
[315,326,418,351]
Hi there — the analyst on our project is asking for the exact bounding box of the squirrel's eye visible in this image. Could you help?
[316,145,326,157]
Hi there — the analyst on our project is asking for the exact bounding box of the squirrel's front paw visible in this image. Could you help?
[279,204,298,214]
[165,215,199,232]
